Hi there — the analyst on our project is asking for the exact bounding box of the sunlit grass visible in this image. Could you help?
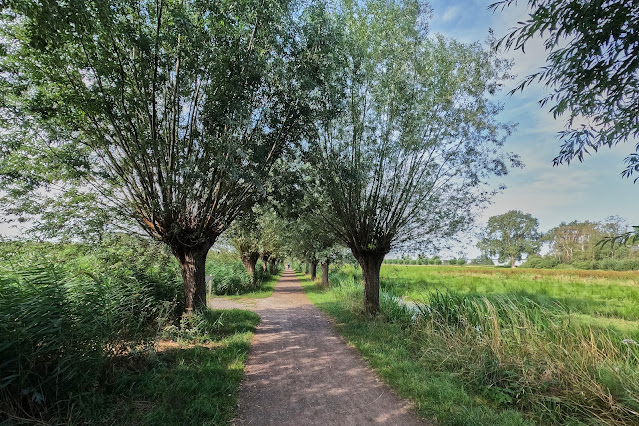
[73,309,259,426]
[304,267,639,425]
[379,265,639,333]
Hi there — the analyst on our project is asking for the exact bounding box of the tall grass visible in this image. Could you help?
[206,252,281,296]
[0,237,183,422]
[414,292,639,424]
[309,267,639,425]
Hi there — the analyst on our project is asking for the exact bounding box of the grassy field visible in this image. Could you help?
[380,264,639,335]
[304,265,639,425]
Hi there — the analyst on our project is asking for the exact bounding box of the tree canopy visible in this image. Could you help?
[478,210,541,267]
[491,0,639,178]
[310,0,517,313]
[0,0,328,309]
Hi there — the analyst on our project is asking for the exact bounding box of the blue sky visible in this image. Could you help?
[425,0,639,257]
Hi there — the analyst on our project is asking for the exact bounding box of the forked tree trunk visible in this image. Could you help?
[242,252,260,286]
[305,262,309,274]
[356,253,385,315]
[310,260,318,281]
[261,253,270,272]
[270,258,277,274]
[321,261,329,288]
[173,245,212,312]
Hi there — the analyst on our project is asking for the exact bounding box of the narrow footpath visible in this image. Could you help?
[209,270,427,426]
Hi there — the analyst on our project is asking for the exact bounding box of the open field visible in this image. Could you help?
[379,264,639,334]
[305,265,639,425]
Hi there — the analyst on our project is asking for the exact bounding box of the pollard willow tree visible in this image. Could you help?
[0,0,325,310]
[311,0,518,314]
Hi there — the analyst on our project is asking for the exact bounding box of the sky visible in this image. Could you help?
[2,1,638,259]
[424,0,639,258]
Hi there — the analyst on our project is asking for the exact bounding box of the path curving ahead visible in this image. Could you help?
[209,270,427,426]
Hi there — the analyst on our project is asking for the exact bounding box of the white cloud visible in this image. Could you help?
[441,6,461,23]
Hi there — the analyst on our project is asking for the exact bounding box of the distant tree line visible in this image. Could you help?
[477,211,639,271]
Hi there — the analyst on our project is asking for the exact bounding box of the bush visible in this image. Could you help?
[520,255,558,269]
[208,261,254,295]
[0,236,183,421]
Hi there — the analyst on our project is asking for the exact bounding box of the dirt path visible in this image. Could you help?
[208,270,427,425]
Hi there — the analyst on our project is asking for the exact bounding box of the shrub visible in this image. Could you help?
[208,261,254,295]
[0,236,182,421]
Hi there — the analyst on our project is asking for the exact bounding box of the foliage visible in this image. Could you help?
[491,0,639,179]
[309,0,516,313]
[0,0,330,309]
[0,238,183,421]
[478,210,541,267]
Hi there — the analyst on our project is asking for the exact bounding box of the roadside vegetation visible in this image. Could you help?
[302,265,639,425]
[0,237,264,425]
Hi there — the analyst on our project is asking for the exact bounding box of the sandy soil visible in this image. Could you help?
[209,270,428,426]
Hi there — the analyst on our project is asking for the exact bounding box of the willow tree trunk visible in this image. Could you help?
[261,253,270,272]
[356,254,384,315]
[270,258,277,275]
[510,255,516,268]
[242,252,259,286]
[321,261,329,288]
[173,245,212,312]
[310,260,318,281]
[305,263,309,274]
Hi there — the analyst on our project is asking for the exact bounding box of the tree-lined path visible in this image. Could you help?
[209,270,426,425]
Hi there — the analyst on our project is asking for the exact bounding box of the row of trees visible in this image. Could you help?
[2,0,637,313]
[0,0,516,314]
[478,210,637,268]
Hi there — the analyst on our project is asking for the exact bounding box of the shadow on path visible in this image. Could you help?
[209,270,428,426]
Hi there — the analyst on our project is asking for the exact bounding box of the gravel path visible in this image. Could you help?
[209,270,428,426]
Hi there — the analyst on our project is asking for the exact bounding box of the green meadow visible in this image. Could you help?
[380,264,639,335]
[304,265,639,425]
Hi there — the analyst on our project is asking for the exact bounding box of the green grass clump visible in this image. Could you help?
[75,309,260,426]
[206,252,282,297]
[303,268,639,425]
[0,238,260,425]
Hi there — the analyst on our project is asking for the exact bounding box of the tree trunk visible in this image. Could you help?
[510,255,516,268]
[321,261,329,288]
[305,262,309,274]
[261,253,270,273]
[173,245,211,312]
[270,258,277,275]
[242,252,260,286]
[356,253,384,315]
[310,260,318,281]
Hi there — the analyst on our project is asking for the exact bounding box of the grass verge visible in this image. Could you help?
[298,273,530,426]
[300,271,639,426]
[27,309,260,426]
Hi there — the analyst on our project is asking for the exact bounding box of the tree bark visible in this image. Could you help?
[173,245,211,312]
[310,260,318,281]
[261,253,270,272]
[321,261,329,288]
[270,258,277,275]
[356,253,384,315]
[510,254,516,268]
[305,262,309,274]
[242,252,260,286]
